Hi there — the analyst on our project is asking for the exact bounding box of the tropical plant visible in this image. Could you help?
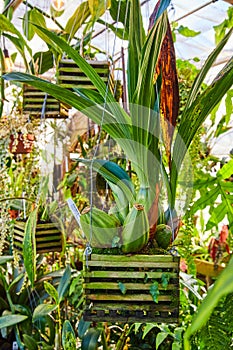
[2,1,233,252]
[183,254,233,349]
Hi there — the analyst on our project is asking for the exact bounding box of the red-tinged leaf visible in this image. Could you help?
[149,4,179,169]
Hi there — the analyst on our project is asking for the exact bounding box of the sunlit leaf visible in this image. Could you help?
[65,1,90,41]
[32,304,57,322]
[177,25,200,37]
[0,314,28,329]
[217,159,233,180]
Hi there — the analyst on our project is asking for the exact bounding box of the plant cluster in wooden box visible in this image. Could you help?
[14,221,63,254]
[58,59,115,93]
[83,254,180,323]
[23,85,69,119]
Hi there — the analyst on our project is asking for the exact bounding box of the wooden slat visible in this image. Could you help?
[86,294,172,302]
[86,260,179,268]
[87,303,178,312]
[89,254,178,262]
[83,282,177,290]
[83,313,178,323]
[84,270,178,279]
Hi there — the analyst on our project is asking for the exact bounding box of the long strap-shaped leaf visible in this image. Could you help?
[132,11,167,108]
[127,0,145,103]
[184,255,233,350]
[23,208,38,288]
[31,24,132,134]
[183,27,233,114]
[170,56,233,208]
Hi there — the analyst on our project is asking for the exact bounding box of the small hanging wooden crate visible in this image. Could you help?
[58,59,115,93]
[83,254,180,323]
[23,85,69,119]
[14,221,63,254]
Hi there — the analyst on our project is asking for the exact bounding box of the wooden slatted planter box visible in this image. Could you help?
[14,221,63,254]
[23,85,69,119]
[83,254,180,323]
[58,59,115,93]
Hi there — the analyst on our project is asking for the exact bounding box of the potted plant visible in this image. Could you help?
[9,176,66,287]
[3,0,233,322]
[23,84,69,119]
[0,113,36,155]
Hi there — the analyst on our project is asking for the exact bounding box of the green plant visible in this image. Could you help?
[32,265,72,349]
[190,159,233,231]
[184,255,233,349]
[3,2,233,254]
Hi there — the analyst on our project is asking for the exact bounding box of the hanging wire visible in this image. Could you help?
[86,0,128,263]
[174,0,219,22]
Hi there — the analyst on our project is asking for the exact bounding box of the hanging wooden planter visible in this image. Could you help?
[83,253,180,323]
[13,220,63,254]
[23,85,69,119]
[58,59,115,93]
[9,133,34,154]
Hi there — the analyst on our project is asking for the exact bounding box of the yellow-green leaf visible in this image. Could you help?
[65,2,90,41]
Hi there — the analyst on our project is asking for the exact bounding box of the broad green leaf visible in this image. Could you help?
[0,14,32,56]
[3,33,31,71]
[177,25,200,37]
[0,256,13,264]
[65,2,90,41]
[184,256,233,349]
[217,159,233,180]
[161,273,170,289]
[24,9,46,41]
[156,332,169,349]
[150,281,160,303]
[118,282,127,295]
[0,314,28,329]
[142,323,157,339]
[134,323,142,334]
[23,334,38,350]
[57,265,71,302]
[23,208,38,288]
[32,304,57,322]
[214,21,227,44]
[190,187,219,214]
[32,50,54,75]
[172,342,182,350]
[23,10,34,41]
[77,159,134,194]
[44,281,59,305]
[109,0,130,37]
[206,201,226,231]
[81,327,102,350]
[88,0,110,21]
[78,317,91,339]
[62,320,76,350]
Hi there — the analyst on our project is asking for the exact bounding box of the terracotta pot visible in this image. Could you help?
[8,209,19,219]
[9,133,34,154]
